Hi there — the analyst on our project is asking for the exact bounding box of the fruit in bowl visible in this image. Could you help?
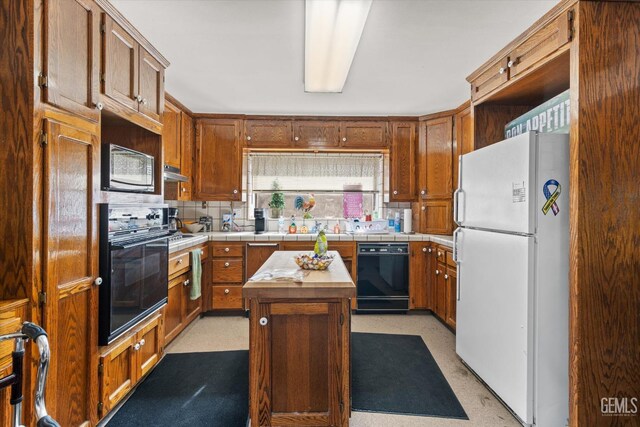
[294,253,334,271]
[184,222,204,233]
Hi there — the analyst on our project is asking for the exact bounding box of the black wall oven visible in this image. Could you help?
[357,243,410,312]
[99,204,169,345]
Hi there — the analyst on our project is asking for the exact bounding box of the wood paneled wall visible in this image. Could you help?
[569,2,640,425]
[0,0,34,300]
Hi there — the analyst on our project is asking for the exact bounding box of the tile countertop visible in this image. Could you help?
[186,231,454,247]
[168,234,209,254]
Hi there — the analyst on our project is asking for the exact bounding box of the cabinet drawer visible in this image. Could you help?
[446,251,456,268]
[195,244,209,261]
[212,259,243,282]
[508,9,572,79]
[210,242,244,258]
[471,57,509,102]
[212,285,243,310]
[169,252,190,277]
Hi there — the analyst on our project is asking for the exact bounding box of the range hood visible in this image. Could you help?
[163,164,188,182]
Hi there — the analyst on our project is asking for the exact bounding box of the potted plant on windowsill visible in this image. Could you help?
[268,179,285,218]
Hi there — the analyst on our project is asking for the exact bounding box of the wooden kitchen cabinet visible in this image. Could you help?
[390,121,417,201]
[101,14,166,123]
[293,120,340,148]
[163,98,182,169]
[444,254,457,330]
[471,56,509,102]
[416,200,453,235]
[41,119,99,427]
[178,112,195,199]
[428,245,456,331]
[246,243,281,279]
[99,312,162,416]
[424,116,453,199]
[409,242,433,309]
[434,261,446,321]
[42,0,101,122]
[454,101,473,190]
[165,273,186,344]
[208,242,245,311]
[194,119,243,201]
[244,119,292,147]
[339,121,388,148]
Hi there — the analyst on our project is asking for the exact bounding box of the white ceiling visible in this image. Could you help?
[111,0,559,116]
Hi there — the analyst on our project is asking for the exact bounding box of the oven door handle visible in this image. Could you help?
[110,235,169,250]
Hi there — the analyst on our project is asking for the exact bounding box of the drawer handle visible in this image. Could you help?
[422,247,427,253]
[224,288,230,295]
[499,67,505,75]
[177,259,183,264]
[133,343,141,351]
[342,137,347,142]
[247,136,252,141]
[224,247,230,252]
[94,277,103,286]
[259,317,268,326]
[294,136,299,141]
[183,279,190,287]
[139,339,146,347]
[224,262,230,267]
[393,190,398,195]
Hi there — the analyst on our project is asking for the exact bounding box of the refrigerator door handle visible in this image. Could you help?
[453,228,462,301]
[453,188,461,225]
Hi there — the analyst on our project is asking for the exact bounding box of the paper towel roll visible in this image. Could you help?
[403,209,412,233]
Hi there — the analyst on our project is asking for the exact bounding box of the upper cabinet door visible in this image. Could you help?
[425,116,453,199]
[244,119,292,147]
[470,57,509,102]
[43,0,100,122]
[179,113,194,200]
[390,121,417,201]
[293,121,340,148]
[454,104,473,190]
[340,121,388,148]
[138,48,164,122]
[194,119,242,201]
[162,99,181,169]
[102,15,139,112]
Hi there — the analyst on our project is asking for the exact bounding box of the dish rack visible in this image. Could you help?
[344,219,389,234]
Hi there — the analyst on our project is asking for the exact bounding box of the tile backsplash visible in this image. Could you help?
[168,200,412,233]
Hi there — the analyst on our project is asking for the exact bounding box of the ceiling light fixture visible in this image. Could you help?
[305,0,373,93]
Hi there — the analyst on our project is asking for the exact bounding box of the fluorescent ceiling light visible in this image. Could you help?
[305,0,373,93]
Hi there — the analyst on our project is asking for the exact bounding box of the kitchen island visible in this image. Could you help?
[243,251,355,427]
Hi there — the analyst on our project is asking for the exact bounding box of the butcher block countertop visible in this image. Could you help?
[243,251,356,300]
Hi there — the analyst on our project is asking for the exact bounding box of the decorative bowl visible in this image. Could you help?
[184,223,204,233]
[294,253,334,271]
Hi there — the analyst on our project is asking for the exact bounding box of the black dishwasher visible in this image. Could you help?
[356,243,409,312]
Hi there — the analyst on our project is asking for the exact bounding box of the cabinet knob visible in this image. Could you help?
[224,262,230,267]
[499,67,505,75]
[393,190,398,195]
[294,136,299,141]
[181,186,186,192]
[342,137,347,142]
[142,98,148,105]
[224,247,230,252]
[259,317,268,326]
[183,279,190,287]
[136,95,142,103]
[422,247,427,253]
[133,343,141,351]
[247,136,252,141]
[139,339,146,347]
[233,189,238,194]
[508,58,518,68]
[437,251,442,257]
[421,206,426,211]
[94,277,103,286]
[435,269,440,275]
[177,259,183,264]
[444,274,449,280]
[420,190,426,195]
[428,248,432,253]
[224,288,230,295]
[95,102,103,111]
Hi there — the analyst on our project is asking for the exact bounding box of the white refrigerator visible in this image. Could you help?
[453,131,569,427]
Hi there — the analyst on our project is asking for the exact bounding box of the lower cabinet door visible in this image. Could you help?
[435,264,447,320]
[249,300,350,427]
[99,336,137,416]
[136,314,162,379]
[165,275,186,344]
[445,268,457,330]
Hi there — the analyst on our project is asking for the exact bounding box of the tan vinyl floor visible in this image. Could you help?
[167,312,520,427]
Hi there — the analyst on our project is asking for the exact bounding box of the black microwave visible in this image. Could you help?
[102,144,155,193]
